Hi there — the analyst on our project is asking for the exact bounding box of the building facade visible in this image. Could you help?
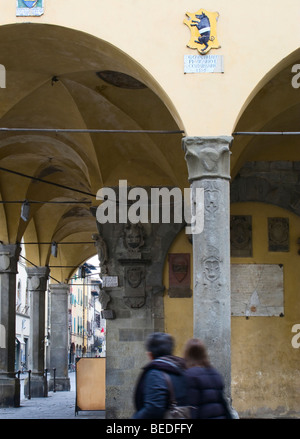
[15,256,30,372]
[0,0,299,418]
[69,270,105,365]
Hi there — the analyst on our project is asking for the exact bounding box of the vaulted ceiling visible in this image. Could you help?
[0,23,185,281]
[231,48,300,178]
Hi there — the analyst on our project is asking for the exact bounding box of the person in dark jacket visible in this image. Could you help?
[132,332,188,419]
[184,338,230,419]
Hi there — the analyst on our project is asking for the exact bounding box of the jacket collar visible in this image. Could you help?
[143,355,186,375]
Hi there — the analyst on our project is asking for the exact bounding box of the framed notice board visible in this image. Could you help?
[75,357,106,415]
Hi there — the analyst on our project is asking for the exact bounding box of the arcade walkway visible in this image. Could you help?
[0,372,105,419]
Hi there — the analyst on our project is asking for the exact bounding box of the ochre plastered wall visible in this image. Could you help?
[164,203,300,417]
[230,202,300,417]
[1,0,299,136]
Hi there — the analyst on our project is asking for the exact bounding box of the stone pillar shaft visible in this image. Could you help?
[0,243,21,407]
[25,266,49,397]
[92,200,184,418]
[48,283,70,391]
[183,136,232,396]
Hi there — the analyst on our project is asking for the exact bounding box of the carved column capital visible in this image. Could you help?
[182,136,232,182]
[26,266,50,292]
[0,243,21,274]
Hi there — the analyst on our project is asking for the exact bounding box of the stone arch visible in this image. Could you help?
[231,48,300,178]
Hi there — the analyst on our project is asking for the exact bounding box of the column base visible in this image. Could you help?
[48,377,70,392]
[0,377,20,407]
[24,375,47,398]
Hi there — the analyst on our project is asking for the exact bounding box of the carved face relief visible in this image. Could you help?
[203,256,220,282]
[124,223,145,252]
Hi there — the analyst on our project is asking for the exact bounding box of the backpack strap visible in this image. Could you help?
[163,373,177,406]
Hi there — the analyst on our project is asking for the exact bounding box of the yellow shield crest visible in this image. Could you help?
[184,9,221,55]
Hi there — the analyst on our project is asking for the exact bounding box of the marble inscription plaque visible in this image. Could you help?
[16,0,44,16]
[102,276,118,288]
[184,55,224,73]
[231,264,284,316]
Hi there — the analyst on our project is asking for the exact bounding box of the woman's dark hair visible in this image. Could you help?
[145,332,174,359]
[183,338,211,368]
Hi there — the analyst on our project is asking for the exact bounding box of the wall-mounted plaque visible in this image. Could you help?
[230,215,252,257]
[101,310,115,320]
[231,264,284,317]
[16,0,44,16]
[184,55,224,73]
[168,253,192,298]
[268,217,289,252]
[102,276,118,288]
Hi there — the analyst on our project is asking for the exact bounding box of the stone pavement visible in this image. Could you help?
[0,371,105,419]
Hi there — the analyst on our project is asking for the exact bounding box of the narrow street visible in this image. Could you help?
[0,372,105,419]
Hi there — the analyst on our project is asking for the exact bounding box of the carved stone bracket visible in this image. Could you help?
[99,289,111,310]
[92,233,108,274]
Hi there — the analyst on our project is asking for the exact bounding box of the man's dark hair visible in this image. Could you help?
[145,332,174,359]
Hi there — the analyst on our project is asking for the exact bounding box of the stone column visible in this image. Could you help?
[182,136,232,396]
[0,243,21,407]
[25,266,50,397]
[48,283,70,391]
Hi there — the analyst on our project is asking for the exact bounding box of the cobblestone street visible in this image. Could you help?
[0,372,105,420]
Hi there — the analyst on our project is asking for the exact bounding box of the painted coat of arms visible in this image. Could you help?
[16,0,44,16]
[184,9,220,55]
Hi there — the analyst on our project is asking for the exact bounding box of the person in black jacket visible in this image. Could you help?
[184,338,230,419]
[132,332,188,419]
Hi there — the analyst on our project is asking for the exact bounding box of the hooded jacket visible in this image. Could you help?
[132,355,188,419]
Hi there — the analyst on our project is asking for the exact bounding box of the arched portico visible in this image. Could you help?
[0,22,188,410]
[0,12,297,417]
